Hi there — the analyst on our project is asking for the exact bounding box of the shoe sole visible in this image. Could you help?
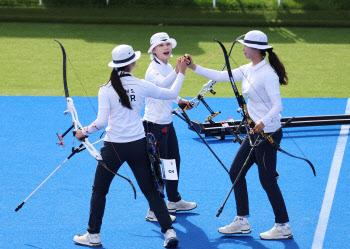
[260,233,293,240]
[168,205,197,214]
[74,241,103,247]
[146,217,176,223]
[218,229,252,235]
[164,238,179,248]
[146,217,158,222]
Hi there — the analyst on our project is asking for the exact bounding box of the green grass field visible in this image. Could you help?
[1,22,349,98]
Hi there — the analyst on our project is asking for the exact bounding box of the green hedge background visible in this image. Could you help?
[1,0,349,10]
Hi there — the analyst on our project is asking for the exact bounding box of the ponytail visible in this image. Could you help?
[261,49,288,85]
[109,68,132,109]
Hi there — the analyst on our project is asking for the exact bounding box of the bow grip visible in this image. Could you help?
[179,103,189,111]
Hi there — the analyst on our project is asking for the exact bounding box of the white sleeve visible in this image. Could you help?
[260,93,283,127]
[265,73,281,96]
[173,96,181,104]
[194,65,245,82]
[82,88,109,135]
[145,73,185,100]
[146,69,178,88]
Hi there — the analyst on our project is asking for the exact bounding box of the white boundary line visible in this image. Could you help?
[312,98,350,249]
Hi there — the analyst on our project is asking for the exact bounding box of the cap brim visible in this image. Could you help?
[148,38,177,54]
[108,51,141,68]
[237,39,273,50]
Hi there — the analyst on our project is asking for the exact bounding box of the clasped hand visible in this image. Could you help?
[175,57,188,74]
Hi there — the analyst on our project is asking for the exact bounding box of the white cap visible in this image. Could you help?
[238,30,273,50]
[148,32,177,54]
[108,44,141,68]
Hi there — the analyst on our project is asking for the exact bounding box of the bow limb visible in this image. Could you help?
[277,148,316,176]
[55,40,136,198]
[214,39,247,116]
[55,40,69,98]
[259,118,316,176]
[98,160,137,198]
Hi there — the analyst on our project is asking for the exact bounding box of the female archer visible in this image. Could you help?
[143,32,197,222]
[74,44,188,248]
[185,30,293,240]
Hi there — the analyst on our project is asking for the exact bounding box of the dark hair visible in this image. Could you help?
[261,49,288,85]
[109,68,132,109]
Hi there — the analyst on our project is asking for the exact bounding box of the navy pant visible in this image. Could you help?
[144,121,181,202]
[87,139,173,234]
[229,130,289,223]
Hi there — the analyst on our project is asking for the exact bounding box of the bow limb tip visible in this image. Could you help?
[307,159,316,177]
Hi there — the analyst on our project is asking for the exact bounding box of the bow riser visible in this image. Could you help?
[82,139,103,161]
[199,80,216,96]
[66,92,103,161]
[174,79,217,115]
[66,97,80,128]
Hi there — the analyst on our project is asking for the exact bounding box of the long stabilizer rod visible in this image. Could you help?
[15,144,83,212]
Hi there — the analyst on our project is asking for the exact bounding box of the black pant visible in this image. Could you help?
[229,130,289,223]
[87,139,173,234]
[144,121,181,202]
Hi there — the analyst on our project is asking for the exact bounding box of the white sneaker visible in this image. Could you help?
[218,216,251,234]
[145,209,176,223]
[260,223,293,240]
[167,199,197,213]
[164,229,179,248]
[73,232,102,247]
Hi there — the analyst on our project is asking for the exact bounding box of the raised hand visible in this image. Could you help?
[184,54,196,70]
[176,57,187,74]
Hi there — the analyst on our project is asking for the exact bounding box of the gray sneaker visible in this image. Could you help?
[164,229,179,248]
[167,199,197,213]
[260,223,293,240]
[218,216,251,234]
[146,209,176,223]
[73,232,102,247]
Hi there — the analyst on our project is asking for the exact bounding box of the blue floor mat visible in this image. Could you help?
[1,96,349,249]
